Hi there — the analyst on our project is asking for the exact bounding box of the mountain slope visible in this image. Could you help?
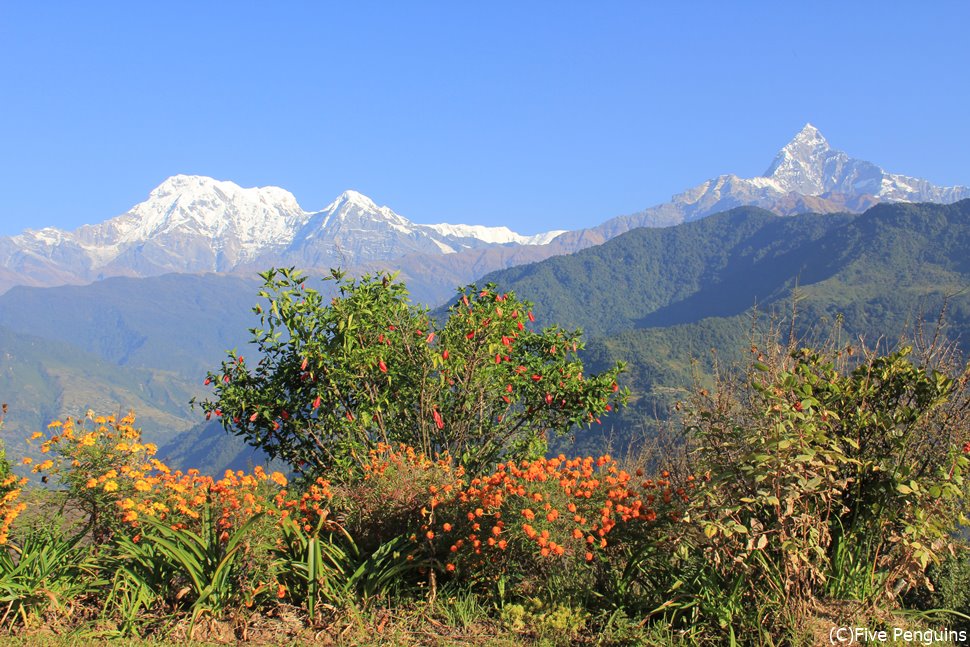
[0,273,263,376]
[478,200,970,446]
[0,325,204,458]
[484,200,970,342]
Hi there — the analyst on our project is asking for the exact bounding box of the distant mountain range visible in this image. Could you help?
[1,124,967,302]
[0,178,563,295]
[1,125,968,470]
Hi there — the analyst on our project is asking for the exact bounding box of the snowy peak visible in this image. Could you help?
[602,123,970,235]
[0,175,570,288]
[107,175,308,253]
[756,124,970,203]
[324,189,381,213]
[763,123,839,195]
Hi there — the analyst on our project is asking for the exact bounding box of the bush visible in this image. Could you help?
[676,340,970,635]
[198,268,628,477]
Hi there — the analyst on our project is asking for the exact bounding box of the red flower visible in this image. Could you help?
[379,360,388,373]
[433,409,444,430]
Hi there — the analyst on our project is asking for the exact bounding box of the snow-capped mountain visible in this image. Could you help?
[0,124,966,295]
[0,176,565,290]
[553,123,970,246]
[763,123,968,202]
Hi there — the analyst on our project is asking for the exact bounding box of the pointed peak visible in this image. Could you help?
[762,123,833,186]
[782,122,829,152]
[326,189,380,212]
[792,122,827,144]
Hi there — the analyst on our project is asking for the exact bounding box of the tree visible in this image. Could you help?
[198,268,628,477]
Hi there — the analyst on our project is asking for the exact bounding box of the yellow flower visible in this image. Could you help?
[30,432,44,440]
[134,480,151,492]
[103,480,119,493]
[20,457,32,465]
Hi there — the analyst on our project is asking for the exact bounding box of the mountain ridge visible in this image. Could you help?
[1,125,967,296]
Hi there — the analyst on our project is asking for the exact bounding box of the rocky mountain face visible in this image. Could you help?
[0,124,967,296]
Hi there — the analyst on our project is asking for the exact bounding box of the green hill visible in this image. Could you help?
[0,325,205,459]
[0,273,263,376]
[477,200,970,448]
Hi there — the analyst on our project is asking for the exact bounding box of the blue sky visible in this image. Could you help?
[1,1,968,236]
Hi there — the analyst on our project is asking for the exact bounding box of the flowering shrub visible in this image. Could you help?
[26,412,289,545]
[425,453,692,595]
[0,404,26,545]
[198,268,629,477]
[334,443,465,553]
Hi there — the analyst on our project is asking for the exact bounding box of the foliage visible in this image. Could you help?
[116,507,268,627]
[676,339,970,636]
[0,525,102,629]
[198,267,628,476]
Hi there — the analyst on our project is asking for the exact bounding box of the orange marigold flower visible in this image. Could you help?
[269,472,289,487]
[443,523,453,532]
